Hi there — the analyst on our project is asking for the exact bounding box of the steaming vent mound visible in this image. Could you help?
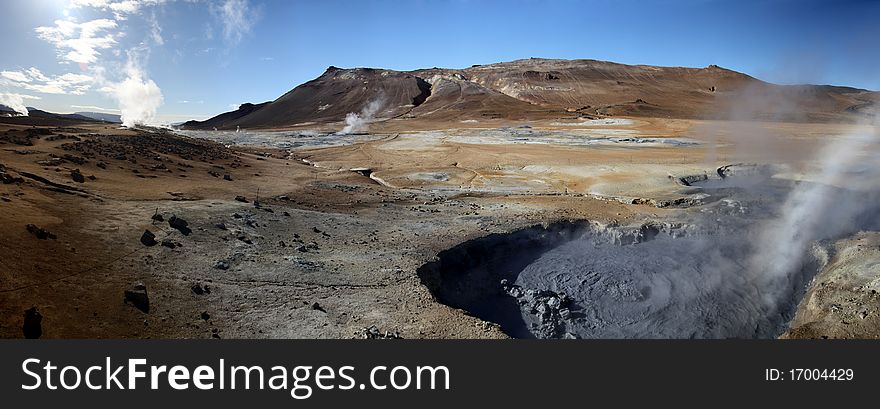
[418,221,828,339]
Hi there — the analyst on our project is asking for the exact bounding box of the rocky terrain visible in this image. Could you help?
[2,58,879,340]
[184,58,879,131]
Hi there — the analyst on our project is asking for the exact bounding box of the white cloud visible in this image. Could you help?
[0,93,41,115]
[0,67,94,95]
[212,0,259,45]
[69,0,168,19]
[148,12,164,45]
[71,104,121,112]
[35,18,118,65]
[1,71,30,82]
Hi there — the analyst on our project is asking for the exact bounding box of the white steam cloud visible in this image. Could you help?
[100,51,163,127]
[748,124,879,308]
[0,93,40,116]
[340,96,385,135]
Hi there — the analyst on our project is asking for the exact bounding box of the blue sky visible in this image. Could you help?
[1,0,878,124]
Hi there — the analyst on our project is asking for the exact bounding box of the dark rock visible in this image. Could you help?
[191,282,211,295]
[200,311,210,321]
[214,222,227,230]
[312,227,321,233]
[282,211,290,217]
[161,239,180,248]
[70,169,85,183]
[96,161,107,169]
[236,234,252,244]
[234,196,248,203]
[23,307,42,339]
[311,302,326,313]
[26,224,56,240]
[151,213,164,222]
[168,215,191,235]
[223,174,233,181]
[213,260,230,270]
[140,230,158,246]
[124,283,150,313]
[501,281,571,339]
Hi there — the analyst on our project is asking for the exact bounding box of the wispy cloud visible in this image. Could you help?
[148,11,164,45]
[212,0,260,46]
[35,18,118,65]
[1,71,30,82]
[69,0,168,19]
[71,104,121,112]
[177,99,204,104]
[0,67,93,95]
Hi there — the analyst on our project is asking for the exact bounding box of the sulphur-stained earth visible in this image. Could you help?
[1,115,878,339]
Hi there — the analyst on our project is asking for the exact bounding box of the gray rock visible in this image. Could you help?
[124,283,150,313]
[213,260,230,270]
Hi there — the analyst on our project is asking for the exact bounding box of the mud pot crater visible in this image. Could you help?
[418,220,828,339]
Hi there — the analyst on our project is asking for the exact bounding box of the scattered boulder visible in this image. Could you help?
[234,196,248,203]
[200,311,211,321]
[191,282,211,295]
[213,260,230,270]
[26,224,56,240]
[311,302,326,313]
[161,239,181,248]
[22,307,42,339]
[140,230,158,246]
[168,215,191,235]
[501,280,572,339]
[362,325,402,339]
[70,169,85,183]
[214,222,227,230]
[124,283,150,313]
[223,174,233,181]
[151,212,164,222]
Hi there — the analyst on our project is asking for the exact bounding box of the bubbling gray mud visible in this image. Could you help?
[418,221,827,339]
[418,162,880,339]
[514,228,825,338]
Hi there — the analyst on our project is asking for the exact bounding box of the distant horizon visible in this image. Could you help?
[16,56,876,122]
[2,0,878,123]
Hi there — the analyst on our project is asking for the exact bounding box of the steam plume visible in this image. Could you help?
[748,124,879,306]
[101,50,163,127]
[0,93,33,116]
[340,96,385,134]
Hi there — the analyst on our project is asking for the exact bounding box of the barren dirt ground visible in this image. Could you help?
[1,117,877,338]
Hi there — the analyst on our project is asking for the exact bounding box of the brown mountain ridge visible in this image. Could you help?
[183,58,878,130]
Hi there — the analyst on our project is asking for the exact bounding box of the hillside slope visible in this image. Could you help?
[183,58,877,130]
